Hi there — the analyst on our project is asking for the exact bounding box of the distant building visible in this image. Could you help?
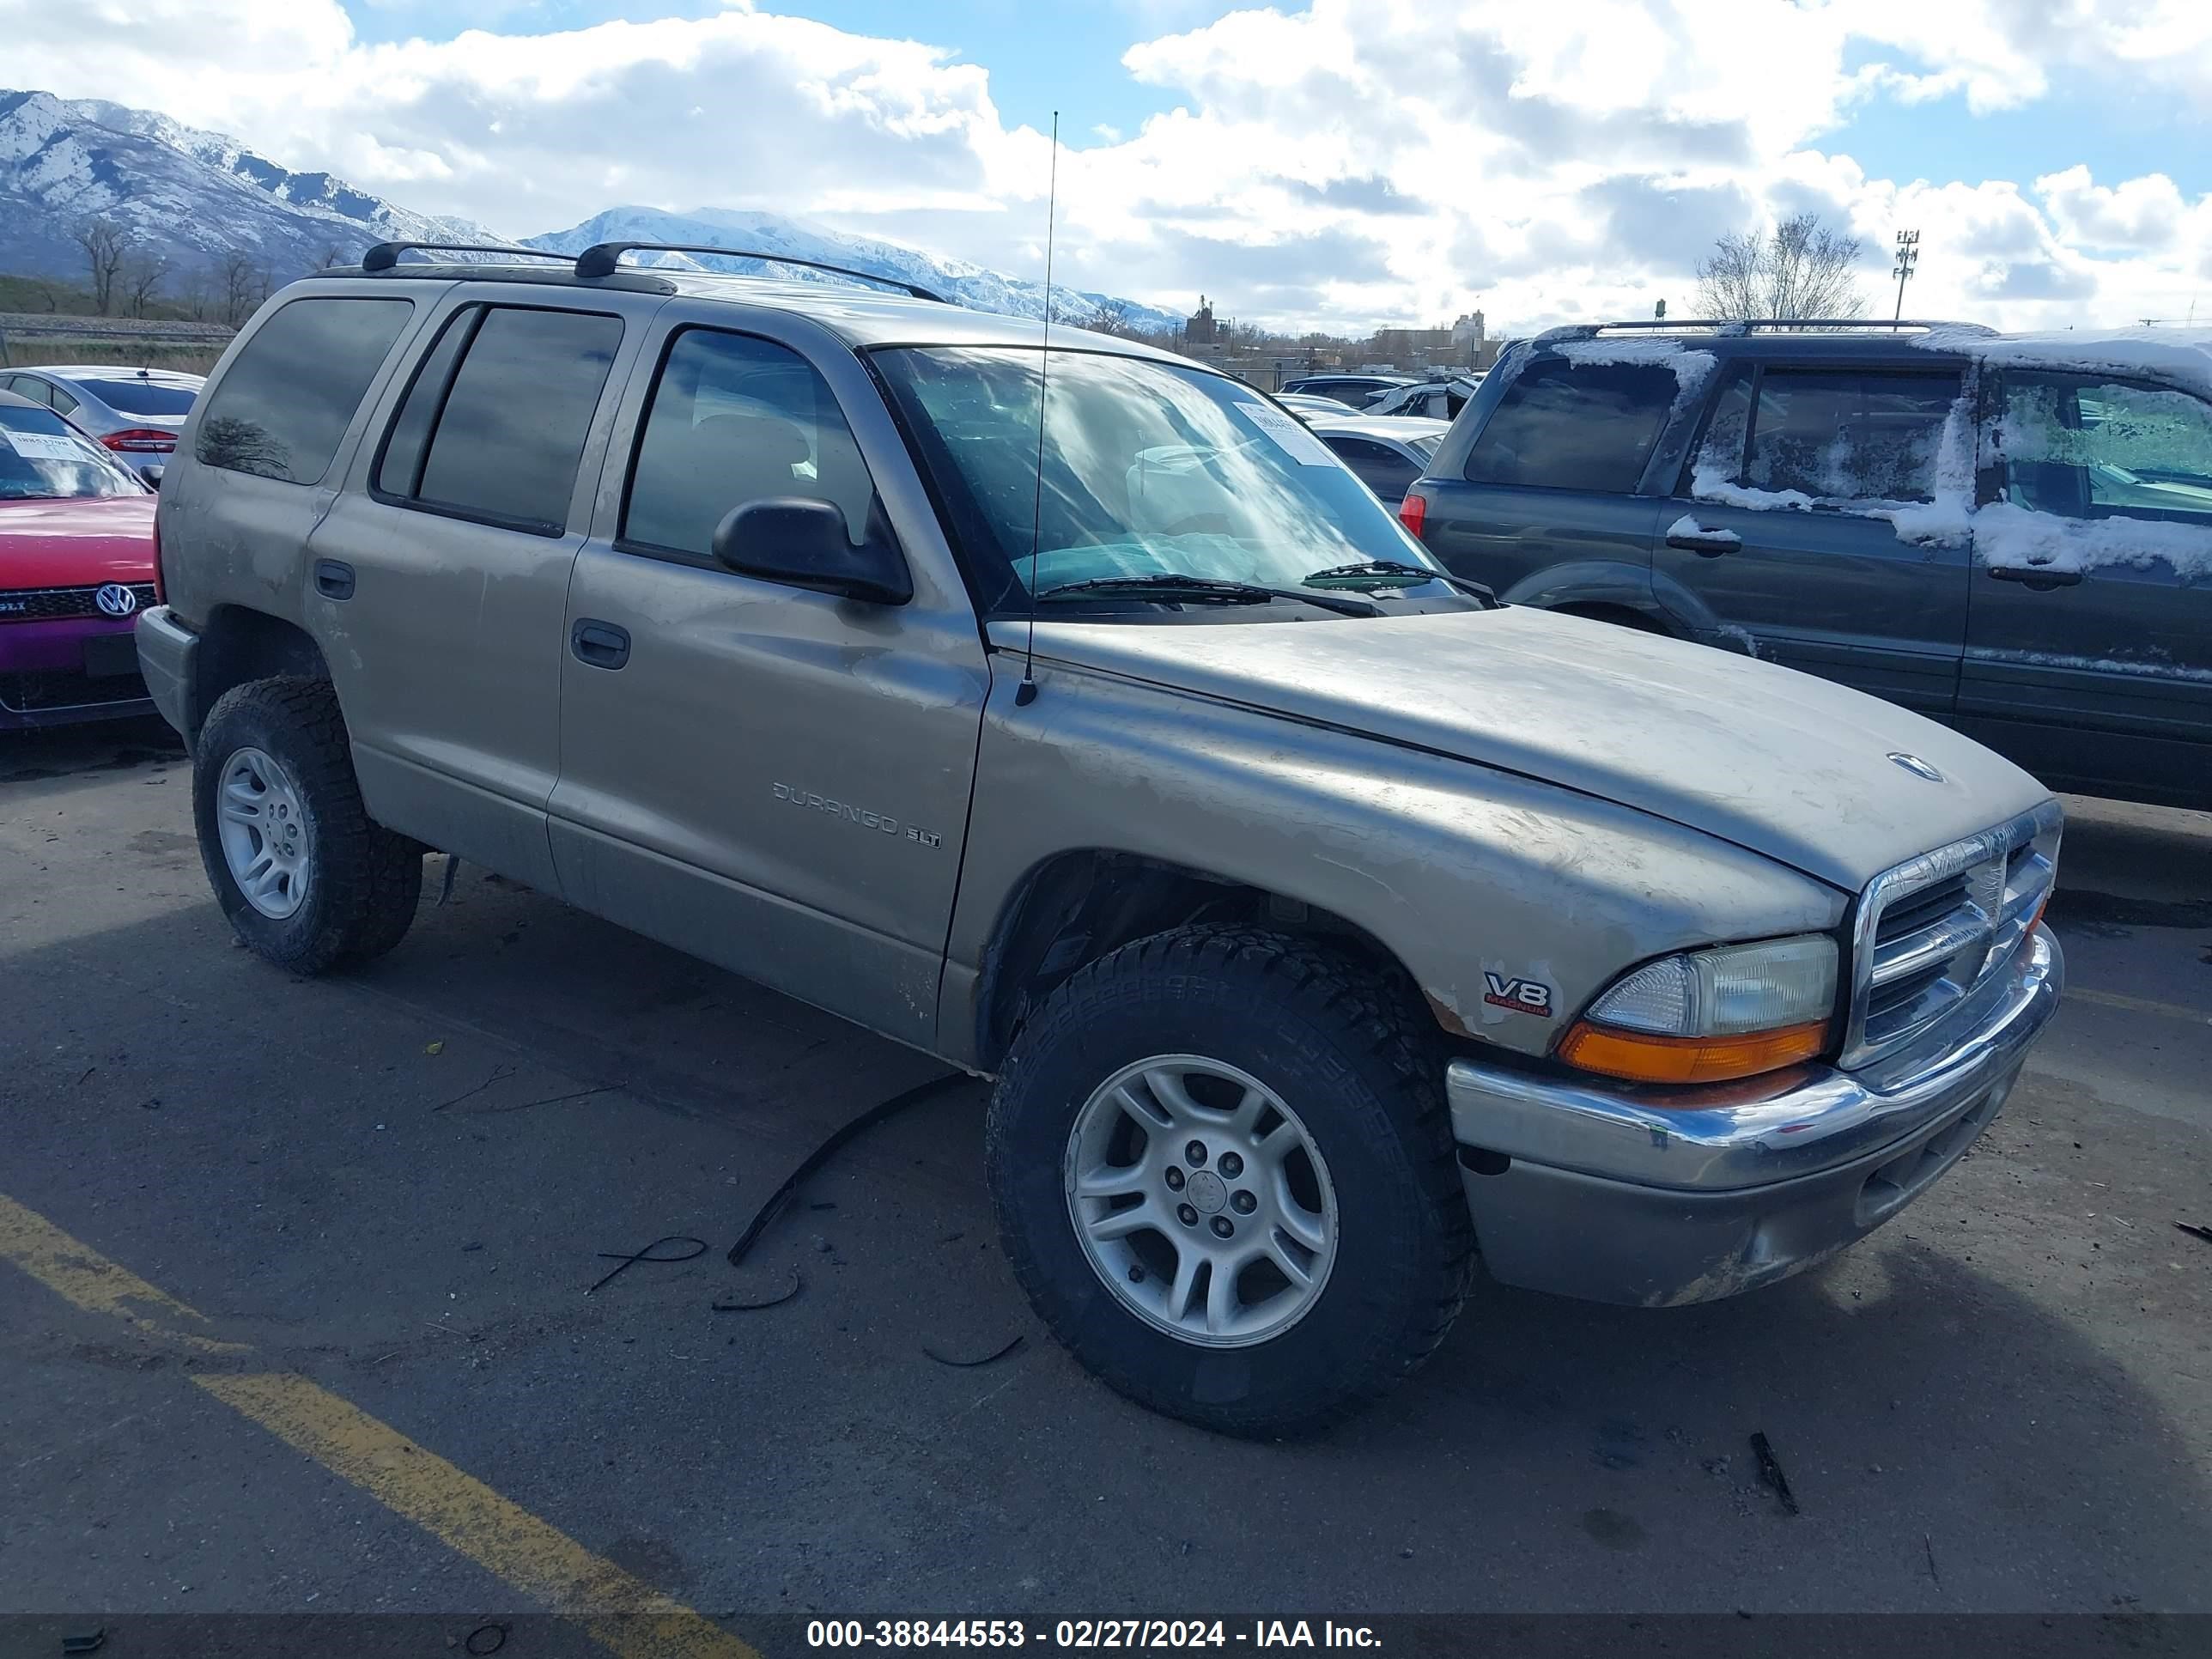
[1450,311,1486,356]
[1184,295,1220,346]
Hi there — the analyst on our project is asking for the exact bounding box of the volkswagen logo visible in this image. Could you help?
[94,583,139,618]
[1888,751,1945,783]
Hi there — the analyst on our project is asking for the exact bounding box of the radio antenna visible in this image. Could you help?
[1014,110,1059,708]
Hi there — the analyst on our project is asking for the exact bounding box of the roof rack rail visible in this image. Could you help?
[1534,318,1995,343]
[359,241,571,272]
[571,241,947,302]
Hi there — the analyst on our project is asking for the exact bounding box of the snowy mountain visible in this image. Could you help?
[0,89,1181,334]
[0,89,500,281]
[526,207,1183,332]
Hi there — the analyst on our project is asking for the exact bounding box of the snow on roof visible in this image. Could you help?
[1915,325,2212,396]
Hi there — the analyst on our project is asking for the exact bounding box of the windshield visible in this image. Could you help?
[0,405,144,501]
[873,347,1452,614]
[80,379,198,416]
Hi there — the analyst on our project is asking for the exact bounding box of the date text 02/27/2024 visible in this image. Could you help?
[805,1620,1384,1650]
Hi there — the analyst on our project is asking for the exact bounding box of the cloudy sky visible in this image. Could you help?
[9,0,2211,332]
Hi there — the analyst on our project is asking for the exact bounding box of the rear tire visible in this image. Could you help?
[986,926,1473,1437]
[193,677,422,974]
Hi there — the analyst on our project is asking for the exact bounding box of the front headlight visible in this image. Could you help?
[1558,934,1838,1085]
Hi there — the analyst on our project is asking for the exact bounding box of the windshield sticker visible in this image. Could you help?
[0,431,88,462]
[1236,402,1340,467]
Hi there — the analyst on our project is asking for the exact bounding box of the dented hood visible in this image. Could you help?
[1010,606,2052,892]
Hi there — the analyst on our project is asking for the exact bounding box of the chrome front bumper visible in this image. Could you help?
[1445,926,2063,1306]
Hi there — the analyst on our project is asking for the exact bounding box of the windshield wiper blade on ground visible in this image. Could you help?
[1300,560,1498,605]
[1035,574,1380,618]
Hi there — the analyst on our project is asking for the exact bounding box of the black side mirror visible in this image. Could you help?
[709,497,911,606]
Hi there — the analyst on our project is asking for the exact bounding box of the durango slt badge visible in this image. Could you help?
[771,782,941,848]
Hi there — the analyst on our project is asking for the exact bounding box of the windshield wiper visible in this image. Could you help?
[1300,560,1498,605]
[1036,574,1380,618]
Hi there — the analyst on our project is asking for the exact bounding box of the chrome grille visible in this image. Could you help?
[0,583,157,623]
[1843,803,2062,1068]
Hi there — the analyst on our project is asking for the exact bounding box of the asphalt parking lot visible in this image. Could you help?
[3,716,2209,1642]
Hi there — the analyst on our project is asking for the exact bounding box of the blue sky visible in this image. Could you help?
[15,0,2210,331]
[1829,43,2209,199]
[338,0,1240,136]
[335,1,2212,198]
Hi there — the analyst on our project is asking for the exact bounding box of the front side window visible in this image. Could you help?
[1463,357,1677,493]
[1691,367,1960,507]
[874,346,1466,617]
[623,329,878,559]
[0,403,144,501]
[195,297,412,484]
[374,305,622,535]
[1995,372,2212,528]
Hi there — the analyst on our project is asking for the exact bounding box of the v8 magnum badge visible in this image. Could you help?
[1480,961,1555,1020]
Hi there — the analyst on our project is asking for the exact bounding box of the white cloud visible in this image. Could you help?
[3,0,2209,332]
[2037,166,2189,251]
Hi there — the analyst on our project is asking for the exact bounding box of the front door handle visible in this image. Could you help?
[570,618,630,670]
[1666,524,1741,556]
[1986,565,2083,589]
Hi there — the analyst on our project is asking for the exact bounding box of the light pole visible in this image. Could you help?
[1893,229,1920,325]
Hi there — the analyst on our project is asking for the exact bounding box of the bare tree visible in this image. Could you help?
[75,219,129,314]
[121,250,171,319]
[316,241,349,271]
[1695,212,1869,320]
[177,264,216,323]
[213,250,266,326]
[1087,297,1146,339]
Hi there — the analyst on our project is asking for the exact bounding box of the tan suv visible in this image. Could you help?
[137,243,2064,1434]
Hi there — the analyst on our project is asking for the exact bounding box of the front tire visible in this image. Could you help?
[986,927,1473,1437]
[193,677,422,974]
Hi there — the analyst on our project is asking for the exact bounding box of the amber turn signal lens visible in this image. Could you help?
[1557,1018,1830,1085]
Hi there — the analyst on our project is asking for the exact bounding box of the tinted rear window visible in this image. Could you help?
[376,306,621,535]
[195,297,412,484]
[79,380,199,416]
[1462,357,1678,493]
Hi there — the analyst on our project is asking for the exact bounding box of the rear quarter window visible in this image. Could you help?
[194,297,413,485]
[1462,357,1679,494]
[373,305,623,536]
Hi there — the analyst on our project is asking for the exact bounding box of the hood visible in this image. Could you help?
[0,496,159,589]
[1006,607,2051,892]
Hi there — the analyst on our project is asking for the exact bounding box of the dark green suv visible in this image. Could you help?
[1402,320,2212,811]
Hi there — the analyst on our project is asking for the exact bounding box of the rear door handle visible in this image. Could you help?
[569,618,630,670]
[1986,565,2083,588]
[1665,525,1741,556]
[313,559,356,600]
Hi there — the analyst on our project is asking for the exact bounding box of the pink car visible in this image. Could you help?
[0,388,160,730]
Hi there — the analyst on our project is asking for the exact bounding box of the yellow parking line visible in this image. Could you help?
[2068,986,2212,1025]
[195,1373,756,1659]
[0,1193,249,1354]
[1,1189,757,1659]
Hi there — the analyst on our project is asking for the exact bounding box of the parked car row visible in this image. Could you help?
[131,252,2068,1436]
[1398,320,2212,812]
[1,366,202,479]
[0,365,201,729]
[1279,371,1485,420]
